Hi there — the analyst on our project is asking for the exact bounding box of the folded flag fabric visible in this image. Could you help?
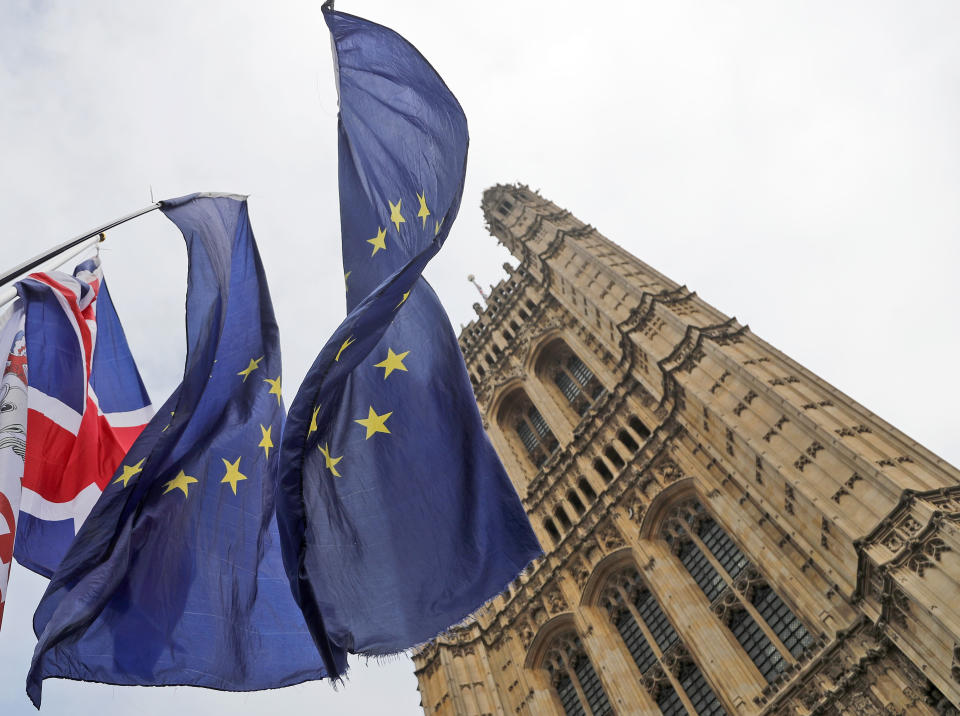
[277,6,541,672]
[11,256,152,579]
[0,300,26,629]
[27,194,339,707]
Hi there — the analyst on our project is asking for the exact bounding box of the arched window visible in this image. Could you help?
[629,416,651,440]
[543,518,561,545]
[535,338,605,417]
[499,389,559,469]
[543,635,613,716]
[661,498,814,684]
[577,477,597,502]
[567,490,585,516]
[599,566,726,714]
[593,458,613,483]
[617,429,639,454]
[555,505,572,531]
[604,446,625,470]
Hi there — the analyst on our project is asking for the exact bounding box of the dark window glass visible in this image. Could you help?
[516,420,539,455]
[629,416,651,440]
[555,505,572,531]
[676,660,726,715]
[529,407,551,438]
[544,519,561,544]
[604,446,624,469]
[568,355,593,387]
[615,609,657,674]
[567,490,585,516]
[594,459,613,483]
[555,370,581,403]
[572,653,612,715]
[656,683,687,716]
[578,477,597,501]
[751,586,813,659]
[633,589,679,653]
[728,609,784,683]
[617,429,639,453]
[678,539,725,603]
[697,518,748,580]
[555,670,585,716]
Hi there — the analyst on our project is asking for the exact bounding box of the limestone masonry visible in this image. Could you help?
[412,185,960,715]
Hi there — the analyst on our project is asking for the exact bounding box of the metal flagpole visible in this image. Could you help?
[0,202,161,310]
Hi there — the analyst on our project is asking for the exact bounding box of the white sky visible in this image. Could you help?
[1,1,959,713]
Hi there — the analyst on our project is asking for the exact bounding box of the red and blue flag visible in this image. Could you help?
[14,255,152,577]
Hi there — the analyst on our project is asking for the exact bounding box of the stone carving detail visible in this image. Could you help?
[544,587,565,615]
[952,642,960,684]
[832,486,850,503]
[889,587,911,628]
[880,514,923,552]
[596,521,625,551]
[571,557,591,589]
[655,459,683,484]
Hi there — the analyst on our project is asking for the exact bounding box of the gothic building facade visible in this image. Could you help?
[411,185,960,715]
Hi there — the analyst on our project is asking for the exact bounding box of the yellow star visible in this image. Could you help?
[367,226,387,256]
[389,199,406,232]
[114,458,145,488]
[318,443,343,477]
[220,456,248,495]
[355,406,392,439]
[417,192,430,228]
[395,290,410,310]
[259,424,274,459]
[344,271,351,292]
[162,411,175,432]
[237,356,263,382]
[335,335,355,362]
[374,348,410,379]
[434,217,444,236]
[163,469,198,498]
[264,374,282,406]
[308,405,321,437]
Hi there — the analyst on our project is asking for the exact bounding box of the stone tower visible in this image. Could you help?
[412,185,960,715]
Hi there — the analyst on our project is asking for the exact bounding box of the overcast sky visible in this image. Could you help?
[1,1,959,713]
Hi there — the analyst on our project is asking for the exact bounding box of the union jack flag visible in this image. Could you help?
[12,255,151,579]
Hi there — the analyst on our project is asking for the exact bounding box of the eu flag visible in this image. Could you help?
[27,194,341,706]
[277,6,541,669]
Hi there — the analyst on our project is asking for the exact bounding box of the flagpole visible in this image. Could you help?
[0,202,161,308]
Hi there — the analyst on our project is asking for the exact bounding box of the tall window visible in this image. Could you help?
[500,389,559,469]
[661,498,815,684]
[599,566,726,714]
[536,339,605,417]
[543,635,613,716]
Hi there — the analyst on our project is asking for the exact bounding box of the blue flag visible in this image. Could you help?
[277,6,541,669]
[27,194,340,707]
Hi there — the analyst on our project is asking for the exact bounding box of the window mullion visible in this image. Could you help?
[681,522,799,669]
[617,586,662,660]
[739,589,801,668]
[560,650,594,716]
